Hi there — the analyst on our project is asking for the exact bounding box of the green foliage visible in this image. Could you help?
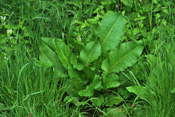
[171,88,175,93]
[102,73,121,89]
[38,11,144,111]
[80,41,101,67]
[126,86,155,101]
[105,95,123,107]
[96,11,125,52]
[90,94,104,106]
[0,11,30,67]
[55,39,70,68]
[103,108,126,117]
[121,0,133,7]
[1,0,175,116]
[102,41,143,73]
[39,37,64,71]
[78,75,101,97]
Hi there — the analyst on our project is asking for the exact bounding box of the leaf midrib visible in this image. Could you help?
[41,41,57,62]
[101,14,120,46]
[59,45,68,64]
[86,50,93,67]
[86,43,97,67]
[108,45,140,72]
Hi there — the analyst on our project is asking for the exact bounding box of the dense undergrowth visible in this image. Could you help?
[0,0,175,117]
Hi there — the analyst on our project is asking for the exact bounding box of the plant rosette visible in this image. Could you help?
[38,11,144,109]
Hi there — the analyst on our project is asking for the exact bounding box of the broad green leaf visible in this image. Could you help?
[121,0,133,7]
[126,86,155,100]
[68,65,87,90]
[78,75,101,97]
[36,53,53,68]
[90,94,104,106]
[84,67,99,79]
[40,37,64,71]
[101,41,144,73]
[64,96,81,106]
[80,41,101,67]
[103,108,126,117]
[118,88,130,99]
[102,73,122,89]
[64,96,88,106]
[69,52,85,71]
[71,77,87,90]
[171,88,175,93]
[153,0,158,4]
[41,37,56,51]
[55,39,70,68]
[134,16,146,21]
[100,0,116,5]
[68,64,83,79]
[78,86,93,97]
[70,53,78,68]
[173,8,175,14]
[126,86,147,97]
[68,36,84,52]
[96,11,125,52]
[105,95,123,107]
[65,79,79,97]
[76,61,84,70]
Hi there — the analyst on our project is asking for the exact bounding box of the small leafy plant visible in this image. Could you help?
[38,11,144,113]
[0,11,30,66]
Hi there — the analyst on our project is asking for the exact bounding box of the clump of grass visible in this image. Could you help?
[144,1,175,116]
[0,39,72,116]
[145,42,175,116]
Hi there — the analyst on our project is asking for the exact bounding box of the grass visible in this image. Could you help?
[145,30,175,117]
[0,1,76,116]
[0,43,72,116]
[144,1,175,116]
[1,0,175,116]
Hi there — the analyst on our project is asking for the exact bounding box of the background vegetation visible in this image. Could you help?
[0,0,175,116]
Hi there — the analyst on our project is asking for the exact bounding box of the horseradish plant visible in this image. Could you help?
[38,11,144,107]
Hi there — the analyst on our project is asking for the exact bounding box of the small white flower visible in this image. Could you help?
[10,36,13,39]
[75,20,77,23]
[116,5,118,8]
[4,57,8,60]
[1,16,6,20]
[97,15,100,17]
[77,37,81,41]
[7,29,12,34]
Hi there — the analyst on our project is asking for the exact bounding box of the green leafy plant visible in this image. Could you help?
[1,0,175,116]
[38,11,144,113]
[121,0,133,7]
[0,12,30,66]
